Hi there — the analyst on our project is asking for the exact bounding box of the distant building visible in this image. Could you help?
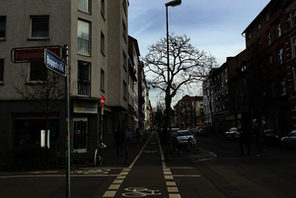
[175,95,203,129]
[203,0,296,134]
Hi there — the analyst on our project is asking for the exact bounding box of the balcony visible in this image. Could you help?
[78,81,90,96]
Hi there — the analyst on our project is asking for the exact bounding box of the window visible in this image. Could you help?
[0,59,3,82]
[29,61,47,81]
[77,19,91,56]
[292,37,296,58]
[267,32,271,46]
[123,51,127,70]
[276,23,282,38]
[101,0,105,18]
[292,10,296,26]
[123,81,127,100]
[30,16,49,38]
[266,13,270,21]
[122,20,127,42]
[248,32,252,40]
[269,55,273,65]
[101,31,105,55]
[241,65,247,72]
[78,61,91,96]
[293,68,296,91]
[281,80,286,96]
[278,48,284,65]
[100,69,105,91]
[78,0,91,13]
[0,16,6,39]
[258,23,261,30]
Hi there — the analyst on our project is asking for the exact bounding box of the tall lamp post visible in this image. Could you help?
[165,0,182,153]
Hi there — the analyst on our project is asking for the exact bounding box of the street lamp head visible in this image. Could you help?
[165,0,182,7]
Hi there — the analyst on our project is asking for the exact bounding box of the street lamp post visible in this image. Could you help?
[165,0,181,154]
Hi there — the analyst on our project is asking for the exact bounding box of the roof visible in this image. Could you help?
[242,0,292,34]
[180,95,203,102]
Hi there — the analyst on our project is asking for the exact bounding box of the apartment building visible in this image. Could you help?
[105,0,129,138]
[203,0,296,134]
[0,0,129,161]
[243,0,296,133]
[175,95,203,129]
[128,36,140,131]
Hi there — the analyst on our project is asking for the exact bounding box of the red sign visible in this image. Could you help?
[101,95,105,108]
[12,46,61,63]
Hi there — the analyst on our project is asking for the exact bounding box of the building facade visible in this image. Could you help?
[0,0,145,163]
[243,0,296,134]
[175,95,203,129]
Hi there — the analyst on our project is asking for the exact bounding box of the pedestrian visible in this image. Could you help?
[114,127,124,157]
[124,127,132,164]
[253,119,262,157]
[239,121,250,156]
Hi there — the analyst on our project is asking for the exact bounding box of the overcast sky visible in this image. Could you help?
[128,0,270,107]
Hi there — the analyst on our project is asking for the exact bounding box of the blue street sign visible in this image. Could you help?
[44,49,66,77]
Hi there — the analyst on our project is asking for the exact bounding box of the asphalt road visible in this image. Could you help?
[0,132,295,198]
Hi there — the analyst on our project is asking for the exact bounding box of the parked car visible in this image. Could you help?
[196,127,209,136]
[225,127,240,140]
[170,128,180,137]
[263,129,281,145]
[174,130,197,150]
[281,130,296,148]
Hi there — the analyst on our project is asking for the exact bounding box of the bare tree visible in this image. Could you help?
[15,69,65,147]
[143,34,217,135]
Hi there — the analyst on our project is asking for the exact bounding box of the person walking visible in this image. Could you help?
[239,120,250,156]
[114,127,125,157]
[253,119,263,157]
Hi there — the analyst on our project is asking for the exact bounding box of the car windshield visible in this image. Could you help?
[177,131,192,136]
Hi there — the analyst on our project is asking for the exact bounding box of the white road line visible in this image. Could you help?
[169,194,181,198]
[102,132,153,197]
[167,187,179,193]
[155,132,182,198]
[165,175,174,180]
[166,181,176,186]
[108,184,120,190]
[0,174,118,179]
[103,191,116,197]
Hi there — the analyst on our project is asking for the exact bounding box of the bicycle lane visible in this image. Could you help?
[102,131,179,198]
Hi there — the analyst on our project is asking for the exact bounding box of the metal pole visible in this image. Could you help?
[64,44,71,198]
[166,5,172,153]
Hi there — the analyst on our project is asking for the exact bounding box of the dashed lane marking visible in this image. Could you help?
[167,187,179,193]
[108,184,120,190]
[103,191,116,197]
[166,181,176,186]
[169,194,181,198]
[164,175,174,180]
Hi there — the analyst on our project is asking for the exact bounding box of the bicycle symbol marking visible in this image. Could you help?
[122,187,161,197]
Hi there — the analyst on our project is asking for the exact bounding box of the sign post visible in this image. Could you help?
[43,45,71,198]
[12,45,71,198]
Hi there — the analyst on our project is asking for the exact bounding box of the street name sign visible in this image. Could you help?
[11,46,61,63]
[44,49,66,77]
